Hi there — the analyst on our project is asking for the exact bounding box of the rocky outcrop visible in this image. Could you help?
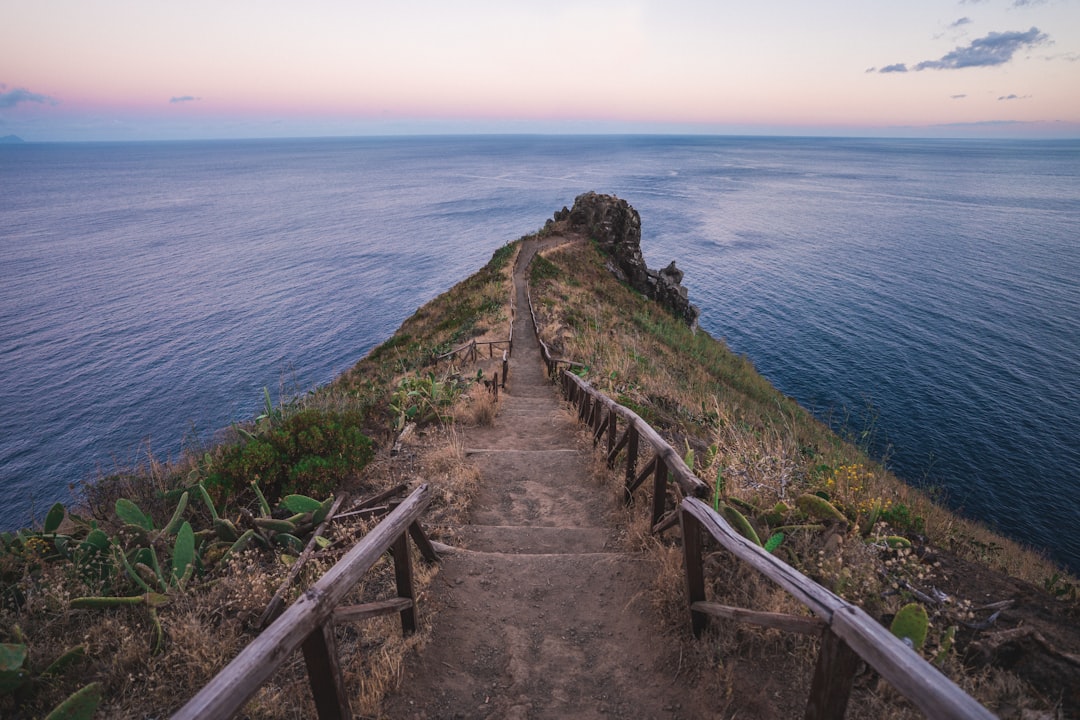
[552,192,700,326]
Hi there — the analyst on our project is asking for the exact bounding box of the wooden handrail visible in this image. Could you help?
[681,497,995,720]
[436,249,517,364]
[523,242,995,719]
[561,370,709,499]
[172,484,433,720]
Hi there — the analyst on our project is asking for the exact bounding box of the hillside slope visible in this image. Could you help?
[525,205,1080,717]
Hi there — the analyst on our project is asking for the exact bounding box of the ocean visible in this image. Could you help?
[1,136,1078,572]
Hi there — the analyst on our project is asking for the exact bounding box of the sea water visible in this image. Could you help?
[1,136,1077,571]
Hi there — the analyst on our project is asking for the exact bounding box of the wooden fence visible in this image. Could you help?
[525,257,995,719]
[172,484,436,720]
[435,258,517,384]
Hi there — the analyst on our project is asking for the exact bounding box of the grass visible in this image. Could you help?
[0,241,518,719]
[530,235,1078,718]
[5,228,1075,717]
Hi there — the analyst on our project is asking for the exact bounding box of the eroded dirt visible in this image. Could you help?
[380,238,722,719]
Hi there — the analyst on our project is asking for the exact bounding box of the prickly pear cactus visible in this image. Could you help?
[720,504,762,546]
[890,602,929,650]
[795,493,848,524]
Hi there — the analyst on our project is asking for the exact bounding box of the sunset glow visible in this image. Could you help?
[3,0,1079,141]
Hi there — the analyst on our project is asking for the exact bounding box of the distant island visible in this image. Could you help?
[0,135,26,144]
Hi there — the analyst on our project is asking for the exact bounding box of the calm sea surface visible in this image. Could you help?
[2,136,1078,571]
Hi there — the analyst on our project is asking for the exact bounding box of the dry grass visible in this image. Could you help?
[530,236,1078,718]
[531,238,1071,584]
[456,383,500,427]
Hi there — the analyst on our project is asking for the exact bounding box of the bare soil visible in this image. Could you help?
[381,239,721,719]
[382,236,1080,719]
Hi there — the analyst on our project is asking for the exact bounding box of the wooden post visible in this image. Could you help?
[651,458,669,528]
[592,408,608,447]
[607,426,631,469]
[172,486,433,720]
[679,509,708,638]
[624,426,639,485]
[805,628,859,720]
[501,352,508,388]
[301,621,353,720]
[624,456,658,504]
[606,411,616,461]
[408,521,440,563]
[391,531,417,634]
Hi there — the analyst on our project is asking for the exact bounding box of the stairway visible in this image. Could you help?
[381,239,706,720]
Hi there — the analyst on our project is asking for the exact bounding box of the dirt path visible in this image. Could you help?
[381,238,718,719]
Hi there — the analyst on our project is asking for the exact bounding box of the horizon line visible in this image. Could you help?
[6,129,1080,145]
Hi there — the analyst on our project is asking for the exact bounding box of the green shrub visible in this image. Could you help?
[530,254,560,283]
[208,407,373,503]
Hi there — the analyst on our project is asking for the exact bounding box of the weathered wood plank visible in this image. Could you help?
[333,597,414,623]
[624,426,639,484]
[805,628,858,720]
[691,602,825,636]
[301,620,353,720]
[683,497,996,719]
[171,485,432,720]
[392,528,417,634]
[562,372,708,498]
[651,509,680,535]
[681,497,844,621]
[830,605,997,719]
[606,410,617,459]
[332,505,390,522]
[651,457,669,527]
[624,455,658,501]
[351,483,408,511]
[680,509,708,638]
[607,426,631,468]
[408,520,440,563]
[592,407,608,446]
[258,493,349,628]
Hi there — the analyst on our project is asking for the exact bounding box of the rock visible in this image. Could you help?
[567,191,650,289]
[559,192,700,326]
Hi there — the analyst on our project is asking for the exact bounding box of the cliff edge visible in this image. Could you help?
[550,191,700,327]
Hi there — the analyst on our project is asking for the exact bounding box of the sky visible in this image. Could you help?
[2,0,1079,141]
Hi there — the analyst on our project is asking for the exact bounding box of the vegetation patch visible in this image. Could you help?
[0,241,518,718]
[531,236,1080,718]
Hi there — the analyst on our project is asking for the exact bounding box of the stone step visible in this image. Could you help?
[387,551,667,720]
[504,387,558,400]
[469,478,604,528]
[453,525,613,554]
[496,398,561,415]
[466,424,572,451]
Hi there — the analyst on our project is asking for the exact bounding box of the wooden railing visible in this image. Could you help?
[526,282,585,379]
[172,484,436,720]
[562,370,709,530]
[436,256,517,367]
[524,251,995,719]
[436,337,512,364]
